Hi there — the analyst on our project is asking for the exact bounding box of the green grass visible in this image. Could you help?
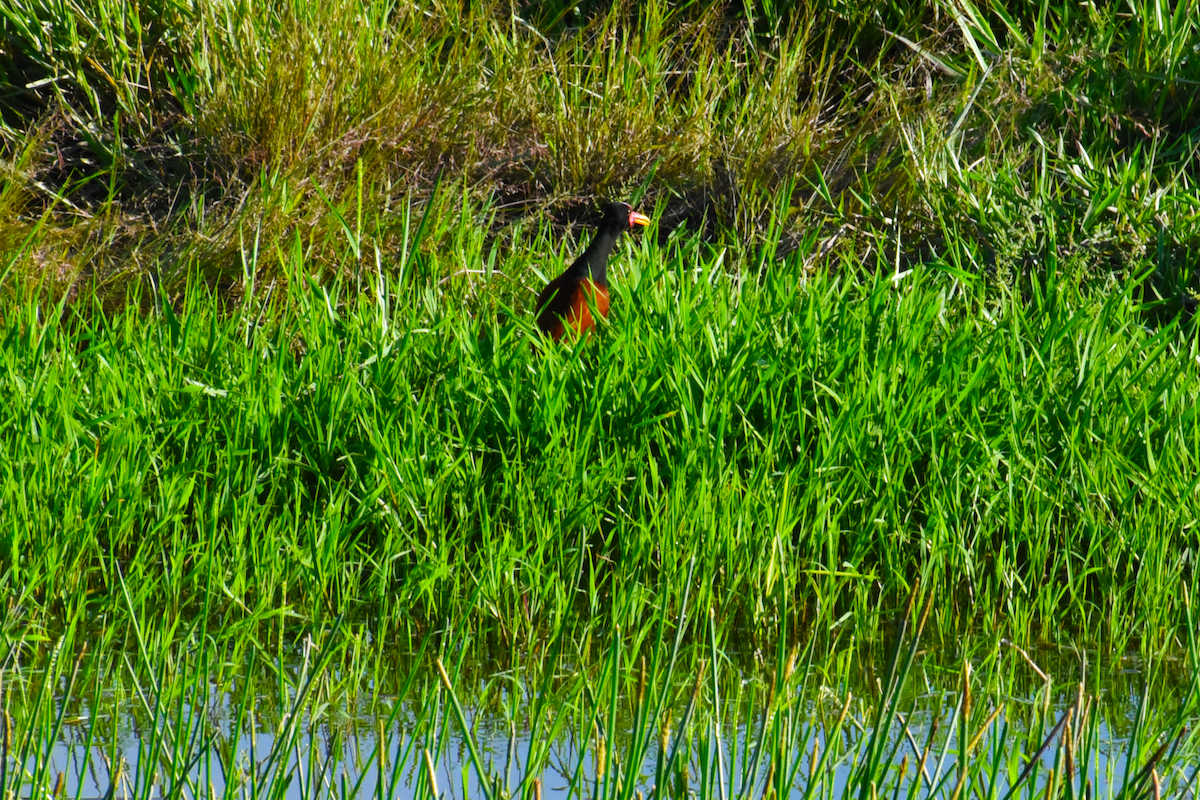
[2,0,1198,300]
[3,211,1199,654]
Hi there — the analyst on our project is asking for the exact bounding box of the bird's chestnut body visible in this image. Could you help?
[535,201,649,342]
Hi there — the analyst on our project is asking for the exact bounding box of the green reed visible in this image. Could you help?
[2,196,1199,654]
[3,583,1197,800]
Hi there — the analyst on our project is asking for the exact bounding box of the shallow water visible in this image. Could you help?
[28,666,1193,800]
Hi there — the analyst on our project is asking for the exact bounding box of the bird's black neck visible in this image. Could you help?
[564,227,622,285]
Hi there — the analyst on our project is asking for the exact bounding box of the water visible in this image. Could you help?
[22,664,1193,800]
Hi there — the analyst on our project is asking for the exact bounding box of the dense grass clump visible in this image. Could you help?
[1,0,1197,655]
[3,213,1198,655]
[1,0,1198,301]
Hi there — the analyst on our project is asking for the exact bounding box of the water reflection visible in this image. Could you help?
[30,655,1193,800]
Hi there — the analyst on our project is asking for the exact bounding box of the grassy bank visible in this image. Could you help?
[2,1,1198,301]
[3,213,1199,654]
[2,0,1199,651]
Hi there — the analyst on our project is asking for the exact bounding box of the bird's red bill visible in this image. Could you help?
[629,210,651,228]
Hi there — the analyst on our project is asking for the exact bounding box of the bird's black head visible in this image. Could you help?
[561,199,652,283]
[600,201,651,234]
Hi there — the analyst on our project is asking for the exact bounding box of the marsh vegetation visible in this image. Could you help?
[3,1,1200,797]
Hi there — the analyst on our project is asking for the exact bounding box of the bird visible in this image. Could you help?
[534,200,650,342]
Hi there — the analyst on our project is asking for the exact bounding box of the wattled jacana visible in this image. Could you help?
[535,201,651,342]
